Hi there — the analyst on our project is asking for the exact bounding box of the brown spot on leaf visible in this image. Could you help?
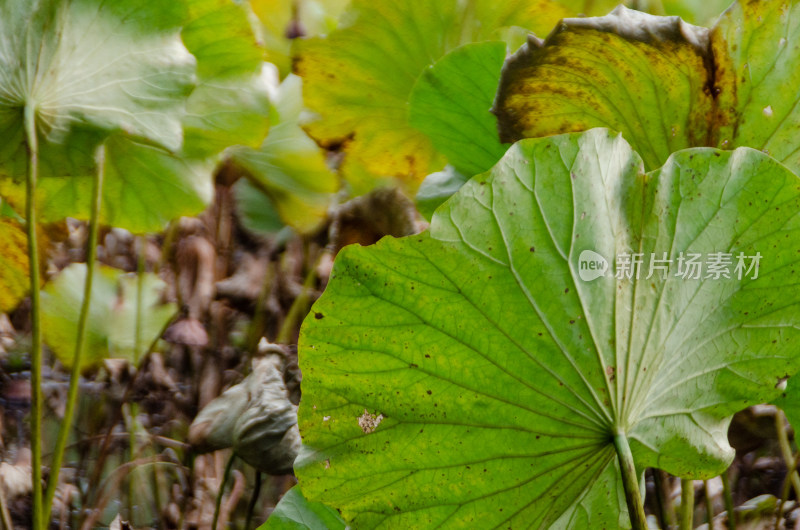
[358,409,384,434]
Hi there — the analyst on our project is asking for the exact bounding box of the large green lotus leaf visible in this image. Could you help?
[180,0,271,159]
[774,380,800,436]
[181,70,272,159]
[41,263,176,369]
[711,0,800,173]
[494,6,714,172]
[295,0,576,192]
[296,128,800,528]
[0,0,193,154]
[29,135,214,234]
[182,0,264,80]
[409,42,509,178]
[260,485,346,530]
[230,75,337,234]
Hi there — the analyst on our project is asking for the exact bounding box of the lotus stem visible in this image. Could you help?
[613,432,648,530]
[775,410,800,498]
[24,103,43,530]
[721,470,736,530]
[42,142,105,526]
[681,478,694,530]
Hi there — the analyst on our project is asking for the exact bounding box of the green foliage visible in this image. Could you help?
[41,263,176,369]
[295,0,576,191]
[414,166,469,222]
[712,0,800,171]
[0,0,274,234]
[260,485,346,530]
[230,74,338,234]
[409,42,510,178]
[0,0,193,177]
[297,129,800,528]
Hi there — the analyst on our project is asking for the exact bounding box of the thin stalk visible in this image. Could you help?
[247,261,274,356]
[681,479,694,530]
[245,472,262,530]
[775,410,800,498]
[613,433,648,530]
[776,453,796,530]
[135,235,146,361]
[703,480,714,525]
[721,470,736,530]
[127,237,146,520]
[653,469,676,529]
[276,254,322,344]
[24,103,43,530]
[0,481,12,530]
[43,143,106,526]
[212,453,236,530]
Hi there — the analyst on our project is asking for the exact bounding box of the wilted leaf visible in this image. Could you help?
[297,129,800,528]
[261,485,346,530]
[409,41,509,178]
[495,1,800,176]
[296,0,574,191]
[189,353,301,475]
[494,6,713,172]
[41,263,176,369]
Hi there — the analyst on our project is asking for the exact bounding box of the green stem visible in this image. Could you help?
[42,143,105,524]
[703,480,713,525]
[128,237,147,521]
[276,252,323,344]
[24,104,43,530]
[653,469,676,529]
[775,410,800,498]
[681,478,694,530]
[247,261,274,356]
[721,470,735,530]
[135,235,146,362]
[212,453,236,530]
[613,433,648,530]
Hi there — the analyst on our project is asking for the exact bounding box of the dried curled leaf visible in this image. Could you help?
[189,345,300,475]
